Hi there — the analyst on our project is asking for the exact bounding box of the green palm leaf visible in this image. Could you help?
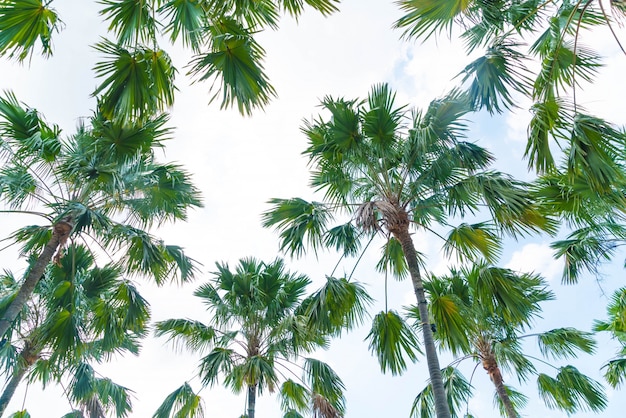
[376,237,409,280]
[153,382,204,418]
[99,0,158,45]
[537,366,607,413]
[279,380,310,414]
[93,39,176,121]
[0,0,59,60]
[602,358,626,389]
[188,18,276,115]
[395,0,470,39]
[366,310,421,375]
[262,198,332,257]
[536,328,596,360]
[460,37,531,114]
[411,366,473,418]
[158,0,207,51]
[444,222,501,263]
[303,358,346,416]
[492,385,528,418]
[155,319,217,352]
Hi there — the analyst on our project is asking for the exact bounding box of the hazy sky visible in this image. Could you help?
[1,1,626,417]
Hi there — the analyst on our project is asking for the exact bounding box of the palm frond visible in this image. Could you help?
[537,366,607,414]
[188,17,276,115]
[262,198,333,257]
[536,328,596,360]
[395,0,470,40]
[411,366,473,418]
[155,319,217,352]
[365,310,421,375]
[0,0,59,61]
[153,382,204,418]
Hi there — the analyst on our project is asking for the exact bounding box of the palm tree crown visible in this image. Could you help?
[155,257,352,418]
[0,0,341,118]
[0,243,150,417]
[412,262,606,417]
[0,92,202,339]
[263,83,554,418]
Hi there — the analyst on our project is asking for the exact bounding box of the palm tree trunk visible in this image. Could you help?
[478,339,517,418]
[0,345,40,417]
[394,226,451,418]
[0,365,27,417]
[0,220,71,338]
[247,384,257,418]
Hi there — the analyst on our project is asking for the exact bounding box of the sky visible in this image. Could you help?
[1,0,626,417]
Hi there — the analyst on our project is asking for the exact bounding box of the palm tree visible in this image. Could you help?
[0,92,202,339]
[154,257,367,418]
[394,0,626,182]
[411,263,606,417]
[262,83,554,418]
[594,286,626,389]
[0,0,340,117]
[0,243,149,417]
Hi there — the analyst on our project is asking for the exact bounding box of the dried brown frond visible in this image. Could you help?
[355,201,380,233]
[355,200,409,235]
[312,393,342,418]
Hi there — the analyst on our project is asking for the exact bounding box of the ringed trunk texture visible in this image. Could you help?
[478,339,518,418]
[247,384,257,418]
[392,220,451,418]
[0,221,71,338]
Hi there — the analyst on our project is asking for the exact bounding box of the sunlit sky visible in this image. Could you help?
[1,0,626,417]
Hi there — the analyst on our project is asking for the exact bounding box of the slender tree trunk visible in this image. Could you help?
[393,224,451,418]
[477,339,518,418]
[0,364,27,417]
[247,384,257,418]
[0,220,71,338]
[0,344,40,417]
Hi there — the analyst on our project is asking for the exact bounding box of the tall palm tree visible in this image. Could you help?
[394,0,626,182]
[0,92,202,339]
[154,257,366,418]
[0,0,340,118]
[0,244,149,417]
[411,263,606,417]
[262,83,554,418]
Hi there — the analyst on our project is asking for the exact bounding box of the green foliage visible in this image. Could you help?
[0,92,201,286]
[153,382,204,418]
[155,257,351,417]
[537,366,607,414]
[395,0,625,186]
[0,0,341,118]
[366,310,421,375]
[411,366,473,418]
[0,0,59,61]
[0,243,145,417]
[419,264,605,416]
[594,287,626,388]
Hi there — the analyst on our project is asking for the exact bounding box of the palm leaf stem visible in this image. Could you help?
[347,233,377,281]
[597,0,626,56]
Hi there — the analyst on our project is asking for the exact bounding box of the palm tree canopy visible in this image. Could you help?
[0,243,149,417]
[395,0,626,179]
[263,83,554,269]
[0,92,202,285]
[154,257,358,418]
[407,263,607,417]
[0,0,340,118]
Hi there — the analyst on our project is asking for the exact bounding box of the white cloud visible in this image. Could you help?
[505,242,563,282]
